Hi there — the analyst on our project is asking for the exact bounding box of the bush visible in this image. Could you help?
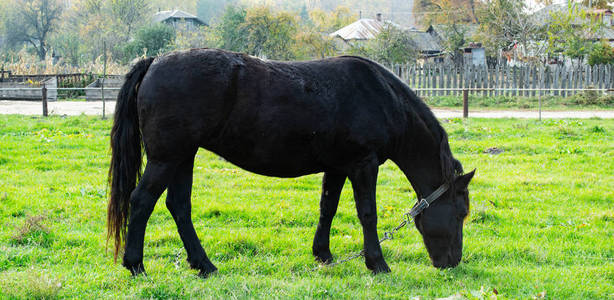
[123,23,176,62]
[588,42,614,66]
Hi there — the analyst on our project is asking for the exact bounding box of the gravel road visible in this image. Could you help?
[1,100,614,119]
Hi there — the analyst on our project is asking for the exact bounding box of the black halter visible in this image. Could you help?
[408,183,450,218]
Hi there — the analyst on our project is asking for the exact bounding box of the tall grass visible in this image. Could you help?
[0,49,128,75]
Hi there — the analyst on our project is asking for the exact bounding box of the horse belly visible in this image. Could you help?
[209,136,325,178]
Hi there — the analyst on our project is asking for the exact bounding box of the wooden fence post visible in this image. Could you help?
[463,89,469,118]
[42,87,48,117]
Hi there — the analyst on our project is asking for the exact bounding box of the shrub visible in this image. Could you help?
[123,23,176,62]
[588,41,614,66]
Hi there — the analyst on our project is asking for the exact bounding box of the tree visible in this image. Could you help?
[294,30,337,59]
[213,6,249,53]
[588,41,614,65]
[123,23,176,61]
[110,0,149,37]
[241,7,298,60]
[414,0,479,27]
[581,0,612,9]
[51,31,83,66]
[308,6,356,33]
[68,0,149,63]
[476,0,544,58]
[4,0,63,60]
[350,25,418,64]
[547,4,602,63]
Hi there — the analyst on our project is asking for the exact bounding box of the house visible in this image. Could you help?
[426,24,479,48]
[427,24,483,64]
[329,13,392,42]
[153,9,207,30]
[329,14,444,59]
[462,43,486,66]
[406,30,443,59]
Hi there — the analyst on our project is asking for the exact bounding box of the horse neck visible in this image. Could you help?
[393,126,447,200]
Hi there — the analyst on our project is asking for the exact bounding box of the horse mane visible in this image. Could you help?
[350,57,464,183]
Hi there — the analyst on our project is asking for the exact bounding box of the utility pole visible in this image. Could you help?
[102,41,107,120]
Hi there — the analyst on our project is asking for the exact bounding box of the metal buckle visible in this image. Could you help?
[420,198,429,208]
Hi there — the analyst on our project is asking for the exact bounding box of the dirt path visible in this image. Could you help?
[1,100,614,119]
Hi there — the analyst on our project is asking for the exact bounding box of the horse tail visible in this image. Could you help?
[107,57,154,261]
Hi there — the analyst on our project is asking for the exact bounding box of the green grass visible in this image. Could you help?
[424,93,614,110]
[0,115,612,299]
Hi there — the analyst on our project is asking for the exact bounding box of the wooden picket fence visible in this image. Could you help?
[388,63,614,98]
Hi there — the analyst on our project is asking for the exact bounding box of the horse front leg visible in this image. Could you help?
[348,157,391,274]
[165,157,217,278]
[312,172,346,264]
[123,161,174,276]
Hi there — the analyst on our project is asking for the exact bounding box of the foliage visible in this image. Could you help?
[61,0,150,64]
[3,0,63,60]
[547,4,602,62]
[123,23,176,61]
[50,31,83,66]
[438,24,471,63]
[414,0,479,27]
[212,6,249,53]
[241,6,298,60]
[475,0,544,58]
[0,48,128,74]
[580,0,612,9]
[294,30,338,59]
[293,7,356,59]
[172,27,214,50]
[110,0,150,36]
[587,41,614,66]
[0,116,613,298]
[308,6,356,33]
[350,25,417,64]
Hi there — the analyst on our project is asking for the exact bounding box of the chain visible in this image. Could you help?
[311,212,414,271]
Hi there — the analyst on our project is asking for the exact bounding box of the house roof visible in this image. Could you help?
[329,19,443,53]
[407,30,442,52]
[531,3,588,26]
[427,24,479,44]
[329,19,401,40]
[153,9,206,25]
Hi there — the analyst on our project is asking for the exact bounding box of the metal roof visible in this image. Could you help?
[153,10,206,25]
[531,3,587,26]
[407,30,443,52]
[329,19,398,40]
[427,24,479,48]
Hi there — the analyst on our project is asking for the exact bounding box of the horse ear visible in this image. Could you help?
[455,169,476,187]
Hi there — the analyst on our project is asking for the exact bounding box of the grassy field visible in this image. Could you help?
[423,93,614,110]
[0,115,612,299]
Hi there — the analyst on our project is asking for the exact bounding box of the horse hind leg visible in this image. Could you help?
[165,156,217,277]
[122,160,176,276]
[312,172,346,264]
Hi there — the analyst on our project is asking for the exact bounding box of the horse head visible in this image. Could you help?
[414,170,475,268]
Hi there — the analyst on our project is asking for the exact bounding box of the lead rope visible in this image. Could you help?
[310,209,415,271]
[310,183,449,271]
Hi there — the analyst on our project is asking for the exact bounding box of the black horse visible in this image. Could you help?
[108,48,474,277]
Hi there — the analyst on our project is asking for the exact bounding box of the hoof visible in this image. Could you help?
[124,261,147,277]
[366,258,391,274]
[196,260,218,279]
[313,250,334,265]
